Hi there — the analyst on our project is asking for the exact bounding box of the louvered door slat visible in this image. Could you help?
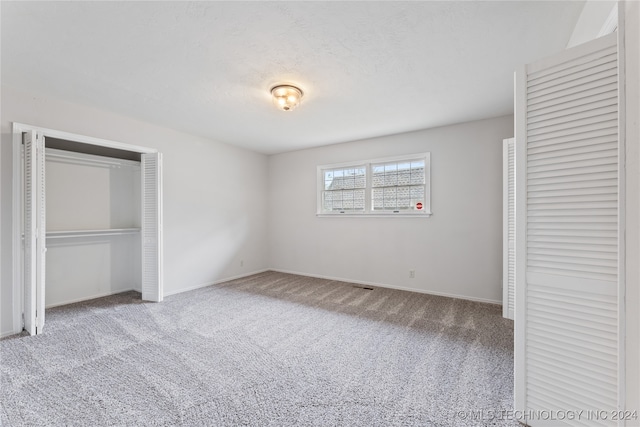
[529,180,617,194]
[527,353,617,391]
[528,96,617,123]
[528,75,617,106]
[528,127,617,149]
[527,45,617,80]
[528,105,617,131]
[36,133,46,333]
[528,163,617,180]
[529,140,617,161]
[528,318,616,343]
[528,60,617,92]
[528,82,617,113]
[23,132,37,336]
[141,152,163,302]
[529,193,618,203]
[528,246,615,259]
[503,138,515,320]
[528,56,617,93]
[528,156,617,174]
[516,32,620,426]
[528,118,617,141]
[22,131,46,335]
[528,68,617,100]
[527,341,617,372]
[528,113,618,139]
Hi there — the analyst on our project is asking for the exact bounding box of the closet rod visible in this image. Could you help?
[46,228,141,239]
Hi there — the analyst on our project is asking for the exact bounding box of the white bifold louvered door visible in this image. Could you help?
[141,152,163,302]
[503,138,515,320]
[515,32,622,426]
[23,130,46,335]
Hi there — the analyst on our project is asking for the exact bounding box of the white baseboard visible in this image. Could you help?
[1,329,21,339]
[163,269,270,297]
[269,268,502,305]
[45,288,137,309]
[1,267,498,339]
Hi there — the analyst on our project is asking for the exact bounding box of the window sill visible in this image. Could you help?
[317,212,432,218]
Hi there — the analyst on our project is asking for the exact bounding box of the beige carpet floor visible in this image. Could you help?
[1,271,516,426]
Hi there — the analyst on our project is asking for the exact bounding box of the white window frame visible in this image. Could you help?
[317,152,431,217]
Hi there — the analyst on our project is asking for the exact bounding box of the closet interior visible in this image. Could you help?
[44,137,142,307]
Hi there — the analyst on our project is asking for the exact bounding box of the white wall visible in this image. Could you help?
[268,116,514,303]
[45,235,140,307]
[0,85,269,336]
[44,152,141,307]
[45,154,141,231]
[567,0,617,48]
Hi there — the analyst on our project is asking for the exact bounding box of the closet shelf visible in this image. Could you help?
[46,228,141,239]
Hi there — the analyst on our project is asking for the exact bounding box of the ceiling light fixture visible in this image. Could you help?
[271,84,303,111]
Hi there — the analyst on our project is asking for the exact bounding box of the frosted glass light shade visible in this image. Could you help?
[271,85,303,111]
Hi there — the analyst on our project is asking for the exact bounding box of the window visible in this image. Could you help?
[321,165,366,212]
[317,153,431,216]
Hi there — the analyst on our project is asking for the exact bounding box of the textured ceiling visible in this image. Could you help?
[1,1,585,154]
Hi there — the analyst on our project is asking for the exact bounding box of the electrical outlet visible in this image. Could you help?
[409,270,415,279]
[240,260,244,267]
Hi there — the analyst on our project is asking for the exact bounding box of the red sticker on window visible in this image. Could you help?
[416,202,423,210]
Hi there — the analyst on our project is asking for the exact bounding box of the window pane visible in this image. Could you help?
[332,191,342,210]
[322,192,332,211]
[397,186,410,200]
[398,171,411,185]
[410,170,424,185]
[332,170,343,190]
[343,189,354,209]
[372,165,384,187]
[384,163,397,173]
[397,186,411,209]
[411,186,424,201]
[398,162,411,172]
[354,168,366,188]
[411,161,425,185]
[344,177,355,189]
[397,198,411,208]
[384,172,397,187]
[372,188,383,209]
[354,189,365,209]
[384,188,396,208]
[324,170,334,190]
[320,156,427,214]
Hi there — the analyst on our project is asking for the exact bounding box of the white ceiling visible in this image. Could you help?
[1,1,585,154]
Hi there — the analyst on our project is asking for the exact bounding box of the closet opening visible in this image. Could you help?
[44,137,143,309]
[12,123,163,336]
